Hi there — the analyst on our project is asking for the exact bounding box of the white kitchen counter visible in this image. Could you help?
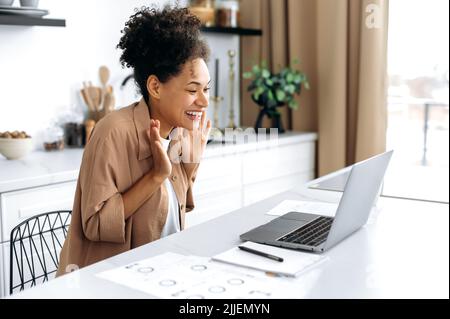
[0,149,84,193]
[203,131,317,159]
[0,132,317,193]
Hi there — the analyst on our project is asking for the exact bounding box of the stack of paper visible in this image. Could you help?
[211,241,326,277]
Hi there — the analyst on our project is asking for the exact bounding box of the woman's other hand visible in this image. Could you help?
[180,111,211,164]
[147,119,172,182]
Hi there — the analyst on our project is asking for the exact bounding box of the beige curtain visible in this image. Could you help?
[240,0,389,176]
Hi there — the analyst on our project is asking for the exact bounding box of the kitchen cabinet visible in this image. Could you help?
[0,181,76,297]
[0,131,317,296]
[186,132,317,227]
[0,182,76,243]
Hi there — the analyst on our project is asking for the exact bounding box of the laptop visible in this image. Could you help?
[240,150,393,253]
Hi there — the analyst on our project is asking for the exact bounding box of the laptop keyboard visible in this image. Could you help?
[277,216,334,247]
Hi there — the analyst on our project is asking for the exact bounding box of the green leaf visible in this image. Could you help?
[255,78,263,86]
[265,79,274,86]
[286,73,294,83]
[243,72,253,79]
[276,89,286,102]
[253,86,265,100]
[268,90,275,101]
[285,84,296,94]
[288,100,299,110]
[262,69,271,79]
[294,74,302,84]
[252,65,261,75]
[304,81,310,90]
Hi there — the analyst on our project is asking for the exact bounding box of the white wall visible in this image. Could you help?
[0,0,240,150]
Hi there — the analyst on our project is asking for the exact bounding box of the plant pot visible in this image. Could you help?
[271,112,285,134]
[254,107,285,134]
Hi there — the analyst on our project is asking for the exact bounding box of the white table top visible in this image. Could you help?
[9,184,449,299]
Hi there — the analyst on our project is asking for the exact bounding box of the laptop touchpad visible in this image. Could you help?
[266,218,306,233]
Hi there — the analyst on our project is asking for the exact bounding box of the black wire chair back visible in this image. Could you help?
[9,210,72,295]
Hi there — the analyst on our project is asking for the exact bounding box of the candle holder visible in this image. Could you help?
[209,95,224,141]
[227,50,237,129]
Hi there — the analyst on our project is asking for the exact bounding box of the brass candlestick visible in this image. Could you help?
[209,95,224,141]
[227,50,237,129]
[210,96,224,128]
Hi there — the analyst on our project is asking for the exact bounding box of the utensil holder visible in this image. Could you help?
[88,110,106,122]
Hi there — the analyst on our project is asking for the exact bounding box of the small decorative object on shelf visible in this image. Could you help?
[243,59,310,133]
[19,0,39,8]
[227,49,237,129]
[0,0,14,6]
[216,0,239,28]
[189,0,215,27]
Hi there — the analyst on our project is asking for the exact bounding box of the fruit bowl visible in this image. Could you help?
[0,131,33,160]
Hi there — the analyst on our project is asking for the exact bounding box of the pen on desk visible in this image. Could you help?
[238,246,284,262]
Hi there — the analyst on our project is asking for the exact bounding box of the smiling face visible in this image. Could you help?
[148,58,211,138]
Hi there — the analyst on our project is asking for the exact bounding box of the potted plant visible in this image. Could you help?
[243,60,310,133]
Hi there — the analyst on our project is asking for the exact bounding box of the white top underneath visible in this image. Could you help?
[159,136,181,238]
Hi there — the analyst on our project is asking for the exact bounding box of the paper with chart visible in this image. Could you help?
[96,252,302,299]
[267,199,339,217]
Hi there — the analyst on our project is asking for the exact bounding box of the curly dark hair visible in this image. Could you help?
[117,6,210,104]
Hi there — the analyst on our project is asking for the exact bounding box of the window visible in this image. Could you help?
[385,0,449,203]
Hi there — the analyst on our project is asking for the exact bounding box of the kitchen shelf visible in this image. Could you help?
[0,15,65,27]
[201,26,262,36]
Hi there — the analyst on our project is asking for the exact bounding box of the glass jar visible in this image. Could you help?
[216,0,240,28]
[189,0,216,27]
[43,125,64,151]
[64,122,85,148]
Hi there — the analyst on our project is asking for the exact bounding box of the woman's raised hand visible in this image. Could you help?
[180,111,211,164]
[146,119,172,182]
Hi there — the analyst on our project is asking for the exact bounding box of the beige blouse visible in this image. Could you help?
[56,99,200,276]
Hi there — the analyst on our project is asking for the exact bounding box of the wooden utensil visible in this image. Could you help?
[103,91,116,114]
[88,86,101,111]
[99,66,111,111]
[105,85,115,112]
[81,82,94,111]
[85,119,96,143]
[99,66,110,89]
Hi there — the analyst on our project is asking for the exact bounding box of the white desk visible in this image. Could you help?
[8,183,449,299]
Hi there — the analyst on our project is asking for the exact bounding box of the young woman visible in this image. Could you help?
[57,6,211,275]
